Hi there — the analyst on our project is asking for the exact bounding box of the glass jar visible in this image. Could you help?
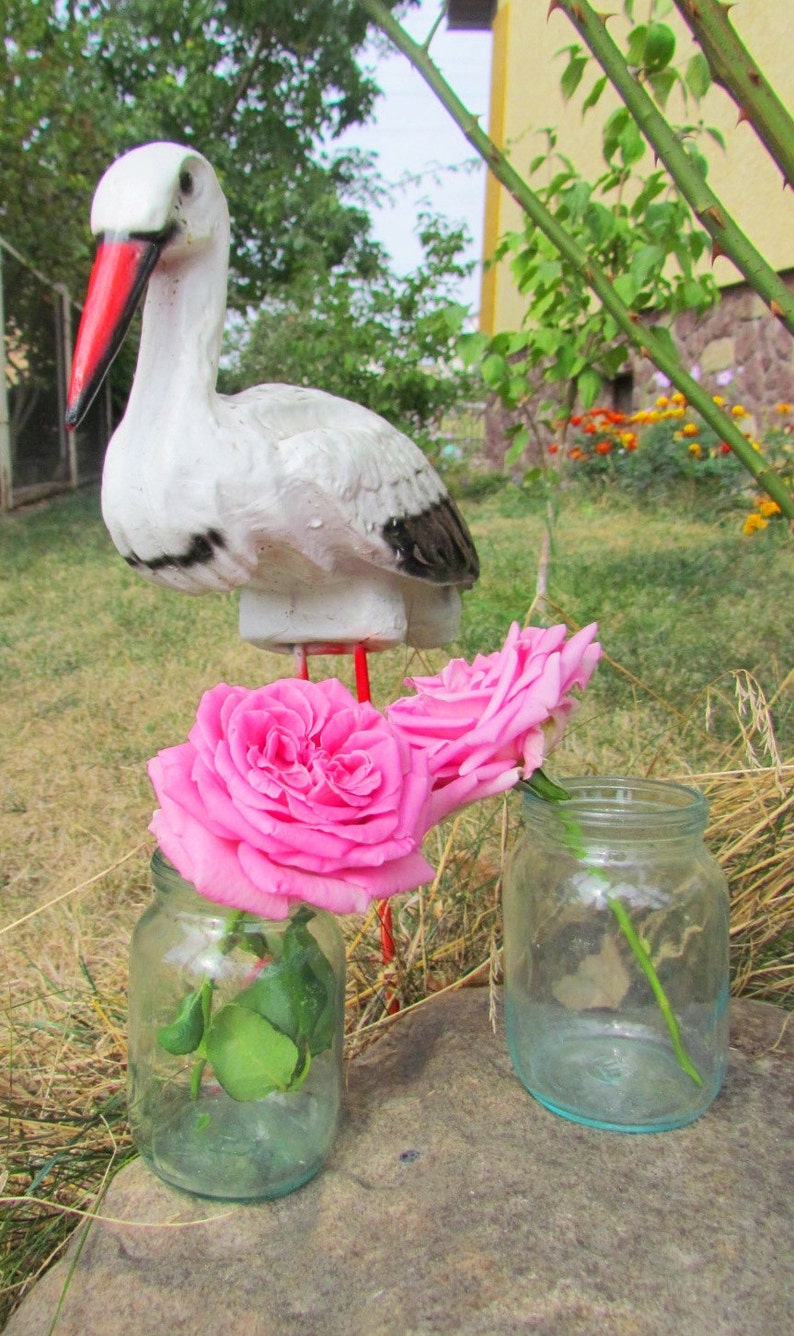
[502,778,730,1132]
[127,849,346,1200]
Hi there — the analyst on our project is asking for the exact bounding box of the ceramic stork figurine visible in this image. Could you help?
[65,141,479,688]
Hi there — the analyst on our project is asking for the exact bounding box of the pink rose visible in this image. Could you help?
[148,678,434,919]
[387,622,601,825]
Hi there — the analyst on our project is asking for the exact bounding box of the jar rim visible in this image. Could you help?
[520,775,708,832]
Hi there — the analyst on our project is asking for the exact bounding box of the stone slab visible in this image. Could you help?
[6,992,793,1335]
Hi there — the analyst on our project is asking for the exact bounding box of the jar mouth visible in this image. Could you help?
[521,775,708,833]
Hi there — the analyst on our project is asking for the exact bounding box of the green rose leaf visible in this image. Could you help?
[236,959,303,1043]
[206,1003,301,1102]
[283,912,338,1056]
[157,987,206,1055]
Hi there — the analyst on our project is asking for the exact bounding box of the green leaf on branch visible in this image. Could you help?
[625,24,648,68]
[576,366,603,409]
[648,69,677,109]
[206,1004,304,1102]
[685,52,712,101]
[582,75,607,115]
[560,46,588,102]
[644,23,675,74]
[505,427,530,467]
[648,324,678,365]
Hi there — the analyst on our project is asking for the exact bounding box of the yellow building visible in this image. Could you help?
[450,0,794,419]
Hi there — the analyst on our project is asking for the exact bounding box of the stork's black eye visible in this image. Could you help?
[180,170,194,195]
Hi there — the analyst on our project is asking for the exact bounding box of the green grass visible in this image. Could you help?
[0,482,792,1326]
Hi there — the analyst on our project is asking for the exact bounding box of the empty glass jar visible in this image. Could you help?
[128,849,346,1199]
[502,778,730,1132]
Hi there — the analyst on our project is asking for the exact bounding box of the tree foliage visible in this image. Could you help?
[223,214,474,447]
[1,0,396,304]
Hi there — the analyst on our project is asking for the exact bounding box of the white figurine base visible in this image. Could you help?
[238,575,461,653]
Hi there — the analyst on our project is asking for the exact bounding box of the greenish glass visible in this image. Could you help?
[128,850,346,1200]
[502,778,730,1132]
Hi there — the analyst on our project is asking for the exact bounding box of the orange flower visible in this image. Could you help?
[682,422,699,437]
[583,423,597,435]
[731,404,748,418]
[656,395,670,408]
[671,392,687,406]
[775,402,792,414]
[548,443,559,455]
[742,513,768,535]
[595,440,612,455]
[757,498,781,518]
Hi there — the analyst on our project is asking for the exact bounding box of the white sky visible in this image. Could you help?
[336,2,493,315]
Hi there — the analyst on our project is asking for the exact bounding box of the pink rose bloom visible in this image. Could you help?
[387,622,601,825]
[148,678,434,919]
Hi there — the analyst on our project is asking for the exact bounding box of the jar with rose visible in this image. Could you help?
[133,676,436,1201]
[132,624,603,1199]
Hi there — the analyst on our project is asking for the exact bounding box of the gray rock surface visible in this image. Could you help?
[7,991,793,1335]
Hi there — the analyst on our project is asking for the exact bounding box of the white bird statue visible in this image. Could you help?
[65,141,479,663]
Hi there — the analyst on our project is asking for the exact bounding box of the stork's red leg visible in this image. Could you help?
[294,645,309,680]
[352,644,399,1015]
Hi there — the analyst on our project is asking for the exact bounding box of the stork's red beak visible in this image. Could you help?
[65,235,163,430]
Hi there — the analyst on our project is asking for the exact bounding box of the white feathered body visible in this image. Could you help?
[77,143,478,650]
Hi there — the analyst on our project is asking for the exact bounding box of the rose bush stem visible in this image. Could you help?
[551,803,703,1085]
[356,0,794,519]
[674,0,794,188]
[553,0,794,338]
[606,895,703,1087]
[188,909,246,1099]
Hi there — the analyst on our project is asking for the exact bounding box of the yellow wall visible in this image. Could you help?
[481,0,794,333]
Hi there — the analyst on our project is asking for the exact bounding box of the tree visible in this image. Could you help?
[222,213,474,449]
[0,0,397,305]
[358,0,794,520]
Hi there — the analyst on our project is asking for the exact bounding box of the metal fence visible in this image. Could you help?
[0,236,112,511]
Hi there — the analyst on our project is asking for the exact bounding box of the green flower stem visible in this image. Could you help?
[674,0,794,189]
[554,0,794,338]
[356,0,794,519]
[606,895,703,1087]
[532,789,703,1086]
[188,908,247,1099]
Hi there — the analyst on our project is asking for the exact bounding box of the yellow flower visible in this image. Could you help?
[775,402,792,414]
[630,410,651,423]
[742,513,769,535]
[688,442,703,458]
[647,410,661,423]
[731,404,748,418]
[712,395,726,407]
[669,406,686,418]
[682,422,699,436]
[656,395,670,408]
[671,392,687,406]
[757,499,782,518]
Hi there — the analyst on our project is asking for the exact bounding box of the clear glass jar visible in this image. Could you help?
[127,850,346,1200]
[502,778,730,1132]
